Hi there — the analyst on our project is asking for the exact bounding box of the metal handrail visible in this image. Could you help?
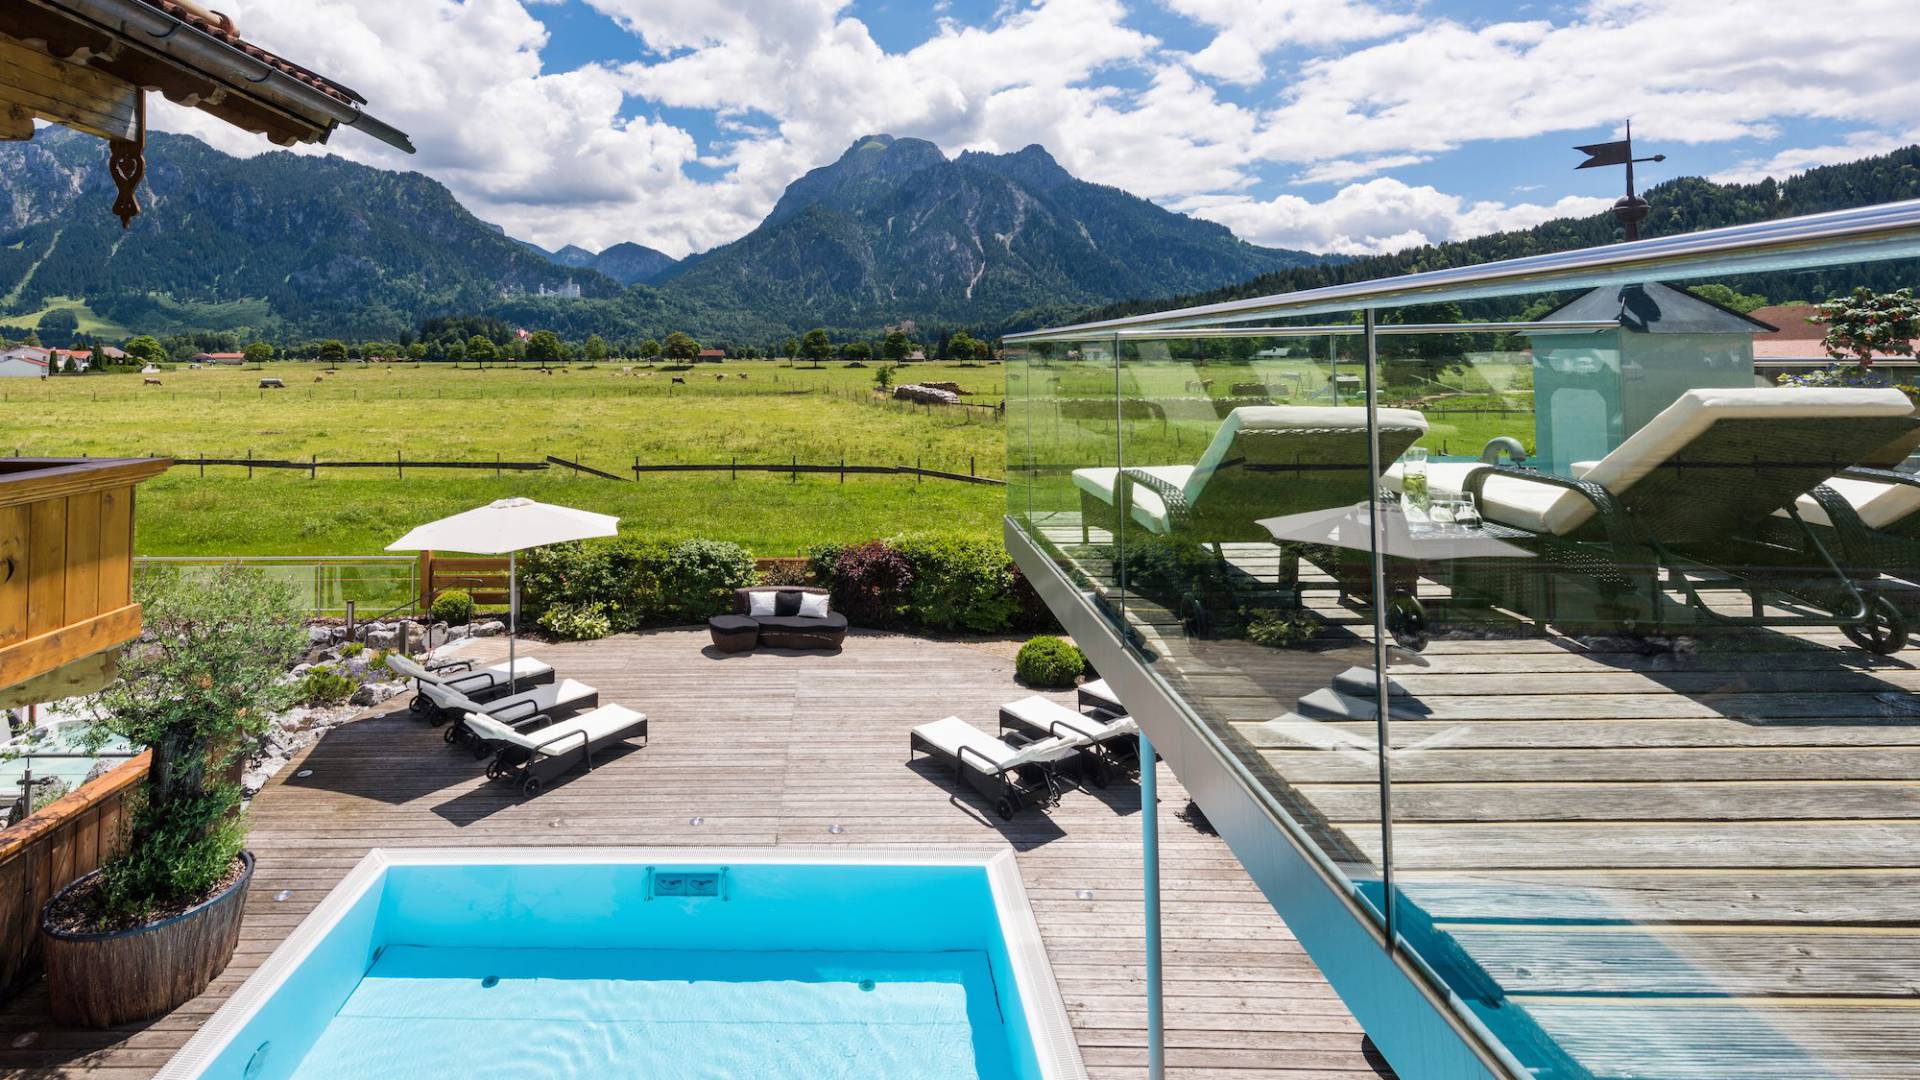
[1005,197,1920,341]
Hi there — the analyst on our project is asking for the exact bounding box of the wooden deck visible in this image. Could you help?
[0,629,1390,1079]
[1039,515,1920,1080]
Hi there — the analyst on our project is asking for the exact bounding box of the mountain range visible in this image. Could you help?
[0,129,1317,343]
[5,126,1920,346]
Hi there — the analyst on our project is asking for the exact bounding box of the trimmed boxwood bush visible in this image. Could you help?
[430,588,475,626]
[522,536,754,630]
[897,536,1018,633]
[1016,636,1085,688]
[656,538,756,621]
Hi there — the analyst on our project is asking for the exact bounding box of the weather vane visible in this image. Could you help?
[1574,119,1666,241]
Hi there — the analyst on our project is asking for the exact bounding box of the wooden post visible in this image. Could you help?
[397,451,403,480]
[791,454,797,482]
[418,552,433,613]
[246,449,252,480]
[310,454,316,480]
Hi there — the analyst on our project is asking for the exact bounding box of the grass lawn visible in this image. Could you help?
[2,360,1008,555]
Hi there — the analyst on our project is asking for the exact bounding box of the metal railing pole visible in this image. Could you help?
[1141,728,1164,1080]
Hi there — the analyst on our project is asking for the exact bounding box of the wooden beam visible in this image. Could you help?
[0,34,136,142]
[0,603,140,690]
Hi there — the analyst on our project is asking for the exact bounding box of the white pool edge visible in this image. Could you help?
[155,846,1090,1080]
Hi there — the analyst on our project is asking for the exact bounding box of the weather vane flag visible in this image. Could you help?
[1575,119,1666,241]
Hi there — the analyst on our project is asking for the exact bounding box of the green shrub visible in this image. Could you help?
[338,641,364,658]
[897,535,1018,633]
[299,664,355,706]
[431,588,475,625]
[1245,608,1323,648]
[81,567,303,926]
[1016,636,1085,688]
[656,539,756,621]
[539,601,613,641]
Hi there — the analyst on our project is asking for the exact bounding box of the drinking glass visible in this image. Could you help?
[1400,447,1430,510]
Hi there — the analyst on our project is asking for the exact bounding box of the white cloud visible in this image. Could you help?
[1177,178,1613,254]
[140,0,1920,268]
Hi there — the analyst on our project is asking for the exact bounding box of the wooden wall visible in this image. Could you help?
[0,459,168,691]
[0,753,148,995]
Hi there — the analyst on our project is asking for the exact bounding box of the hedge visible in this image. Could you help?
[524,534,1058,640]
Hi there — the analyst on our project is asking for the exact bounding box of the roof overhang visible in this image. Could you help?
[0,0,412,152]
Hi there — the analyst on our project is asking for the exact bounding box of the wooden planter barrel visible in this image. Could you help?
[40,851,254,1028]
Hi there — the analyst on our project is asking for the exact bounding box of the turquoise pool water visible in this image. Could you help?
[160,851,1079,1080]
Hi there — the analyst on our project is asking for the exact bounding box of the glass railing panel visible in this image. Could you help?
[1373,266,1920,1079]
[1108,328,1391,925]
[1008,339,1122,601]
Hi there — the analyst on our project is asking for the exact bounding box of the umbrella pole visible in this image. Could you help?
[508,550,518,689]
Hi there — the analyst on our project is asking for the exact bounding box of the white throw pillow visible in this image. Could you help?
[798,592,830,618]
[748,591,777,616]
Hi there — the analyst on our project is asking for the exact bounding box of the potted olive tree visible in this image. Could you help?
[40,566,303,1027]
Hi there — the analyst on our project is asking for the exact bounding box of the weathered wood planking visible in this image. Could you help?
[0,631,1389,1080]
[0,35,137,143]
[1042,517,1920,1077]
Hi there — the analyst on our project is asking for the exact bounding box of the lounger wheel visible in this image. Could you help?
[992,797,1015,821]
[484,760,506,781]
[442,723,461,745]
[408,695,428,716]
[1087,757,1111,790]
[1387,595,1429,652]
[521,777,543,797]
[1844,594,1908,655]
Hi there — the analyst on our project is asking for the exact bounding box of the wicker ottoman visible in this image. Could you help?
[707,614,759,653]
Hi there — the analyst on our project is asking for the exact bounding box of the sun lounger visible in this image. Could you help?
[998,695,1140,785]
[1071,405,1429,545]
[1077,678,1123,716]
[437,678,600,752]
[464,704,648,796]
[908,716,1080,819]
[389,653,554,719]
[1456,387,1920,648]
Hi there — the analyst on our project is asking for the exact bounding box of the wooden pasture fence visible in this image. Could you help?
[0,752,148,998]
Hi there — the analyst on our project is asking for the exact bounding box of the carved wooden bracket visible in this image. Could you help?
[107,91,145,229]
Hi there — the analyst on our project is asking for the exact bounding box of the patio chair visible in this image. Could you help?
[908,716,1081,819]
[464,704,648,796]
[389,653,554,719]
[1072,405,1429,546]
[435,678,600,753]
[998,695,1140,786]
[1456,387,1920,650]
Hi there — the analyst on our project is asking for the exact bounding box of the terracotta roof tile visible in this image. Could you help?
[131,0,367,106]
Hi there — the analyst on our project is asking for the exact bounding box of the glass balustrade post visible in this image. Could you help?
[1140,727,1163,1079]
[1361,307,1396,949]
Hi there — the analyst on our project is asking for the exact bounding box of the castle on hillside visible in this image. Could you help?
[537,278,583,299]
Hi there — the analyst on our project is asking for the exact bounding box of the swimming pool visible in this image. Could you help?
[156,848,1086,1080]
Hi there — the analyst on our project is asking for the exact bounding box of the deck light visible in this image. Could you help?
[1075,889,1094,901]
[295,769,313,779]
[274,890,292,902]
[827,824,844,834]
[10,1033,36,1048]
[688,816,704,826]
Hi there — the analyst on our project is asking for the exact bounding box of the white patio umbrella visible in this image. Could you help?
[387,498,619,683]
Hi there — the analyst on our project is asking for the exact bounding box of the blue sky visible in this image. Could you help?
[160,0,1920,258]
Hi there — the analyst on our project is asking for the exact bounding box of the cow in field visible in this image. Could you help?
[143,378,162,387]
[671,376,686,385]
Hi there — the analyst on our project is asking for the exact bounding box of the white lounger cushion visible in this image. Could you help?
[913,716,1079,770]
[393,655,555,707]
[1479,388,1916,537]
[1003,695,1137,742]
[1071,405,1428,533]
[464,703,644,756]
[445,678,596,720]
[1079,678,1122,712]
[1787,474,1920,531]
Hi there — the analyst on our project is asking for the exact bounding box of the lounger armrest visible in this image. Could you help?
[427,658,475,674]
[531,727,590,759]
[1119,467,1192,531]
[502,707,552,731]
[1801,483,1877,560]
[1839,466,1920,490]
[1464,465,1638,549]
[955,742,1006,778]
[444,669,504,694]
